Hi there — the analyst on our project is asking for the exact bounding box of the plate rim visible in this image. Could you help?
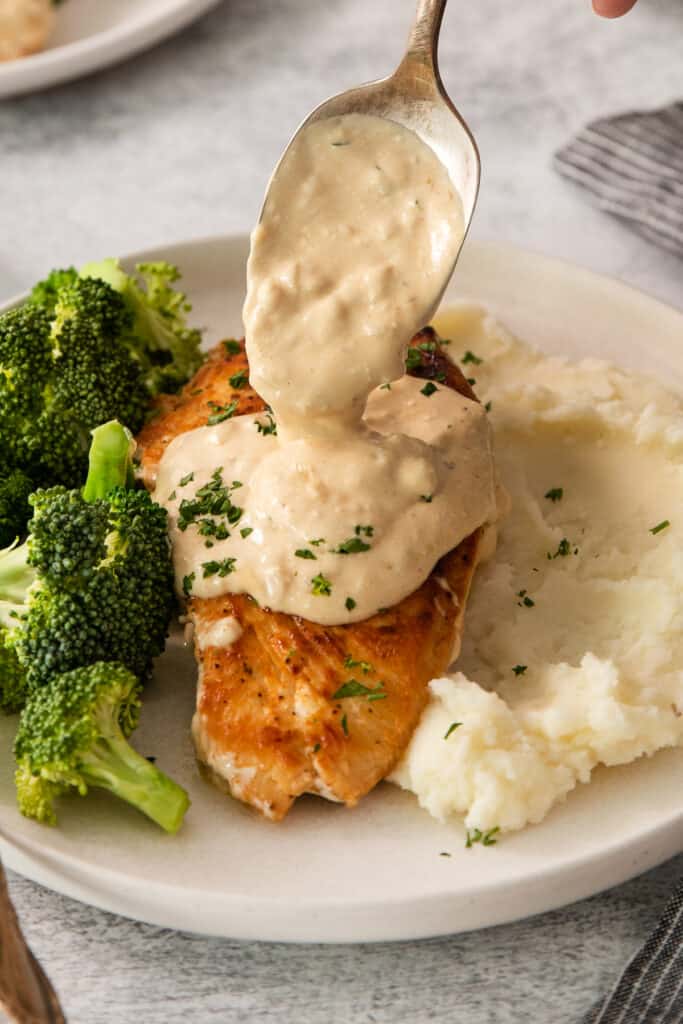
[0,232,681,942]
[0,0,223,98]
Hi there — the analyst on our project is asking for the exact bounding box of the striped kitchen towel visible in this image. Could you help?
[555,102,683,258]
[583,877,682,1024]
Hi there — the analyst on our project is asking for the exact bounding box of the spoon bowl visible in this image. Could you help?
[260,0,479,304]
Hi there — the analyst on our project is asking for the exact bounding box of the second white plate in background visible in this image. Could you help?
[0,0,223,98]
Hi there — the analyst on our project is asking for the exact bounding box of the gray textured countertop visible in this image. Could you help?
[1,1,682,1021]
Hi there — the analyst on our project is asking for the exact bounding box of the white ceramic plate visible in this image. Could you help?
[0,235,681,943]
[0,0,223,98]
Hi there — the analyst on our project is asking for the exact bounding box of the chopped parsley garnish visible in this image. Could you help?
[512,665,527,676]
[202,558,237,578]
[343,655,373,674]
[255,413,277,436]
[295,548,317,560]
[465,827,500,848]
[207,399,238,425]
[341,714,349,736]
[240,527,253,538]
[179,472,194,487]
[331,140,350,147]
[334,536,370,554]
[182,572,195,596]
[309,538,325,547]
[548,538,572,559]
[461,350,483,366]
[439,851,451,857]
[167,490,176,501]
[443,722,462,740]
[198,518,230,541]
[419,340,437,352]
[311,573,332,596]
[420,494,433,503]
[332,679,386,701]
[420,381,438,397]
[516,589,535,608]
[355,525,374,537]
[223,339,241,356]
[345,597,356,611]
[545,487,564,503]
[406,347,422,371]
[380,382,392,391]
[484,401,492,413]
[650,520,670,535]
[229,369,249,389]
[466,377,476,386]
[177,468,243,532]
[312,743,321,754]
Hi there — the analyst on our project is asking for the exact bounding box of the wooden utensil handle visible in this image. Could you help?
[0,860,65,1024]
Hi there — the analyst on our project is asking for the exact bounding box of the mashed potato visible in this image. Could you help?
[390,303,683,832]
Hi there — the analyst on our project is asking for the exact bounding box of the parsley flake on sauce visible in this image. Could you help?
[345,597,356,611]
[207,400,238,426]
[545,487,563,502]
[484,401,492,413]
[421,381,438,397]
[443,722,462,740]
[202,558,237,578]
[461,350,483,366]
[341,714,349,736]
[179,472,194,487]
[516,589,535,608]
[295,548,317,560]
[334,536,370,554]
[512,665,527,676]
[420,494,433,503]
[548,538,572,559]
[650,520,670,535]
[255,413,277,436]
[229,369,248,389]
[182,572,195,596]
[240,527,253,538]
[465,827,500,848]
[223,339,241,356]
[332,679,386,701]
[311,573,332,596]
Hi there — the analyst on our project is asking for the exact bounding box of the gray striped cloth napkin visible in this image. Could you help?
[583,879,682,1023]
[554,101,683,257]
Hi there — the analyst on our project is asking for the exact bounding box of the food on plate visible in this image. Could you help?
[14,661,189,832]
[138,332,492,819]
[391,303,683,832]
[0,420,189,829]
[134,113,504,820]
[0,259,202,544]
[0,0,56,62]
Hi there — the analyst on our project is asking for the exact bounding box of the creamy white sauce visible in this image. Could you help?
[156,113,498,623]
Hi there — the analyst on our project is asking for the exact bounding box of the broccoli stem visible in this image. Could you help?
[82,421,136,503]
[81,702,189,833]
[0,540,34,610]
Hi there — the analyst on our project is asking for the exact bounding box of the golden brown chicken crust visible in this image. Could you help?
[137,329,484,821]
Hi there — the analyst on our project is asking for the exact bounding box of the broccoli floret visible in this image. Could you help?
[0,421,175,711]
[0,258,203,538]
[0,468,34,548]
[28,266,77,313]
[80,258,203,394]
[15,661,189,832]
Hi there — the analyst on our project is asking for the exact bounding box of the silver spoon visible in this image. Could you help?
[260,0,479,305]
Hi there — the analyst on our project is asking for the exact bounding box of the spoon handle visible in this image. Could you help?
[404,0,448,69]
[0,860,65,1024]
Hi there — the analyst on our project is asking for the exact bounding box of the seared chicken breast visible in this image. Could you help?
[137,330,485,820]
